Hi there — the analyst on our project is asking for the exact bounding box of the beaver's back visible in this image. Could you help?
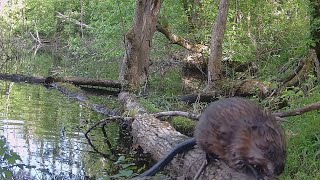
[195,97,286,177]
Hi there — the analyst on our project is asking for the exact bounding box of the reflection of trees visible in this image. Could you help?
[4,82,14,117]
[0,82,108,178]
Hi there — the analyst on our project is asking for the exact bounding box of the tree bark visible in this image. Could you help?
[119,0,163,89]
[207,0,230,85]
[310,0,320,61]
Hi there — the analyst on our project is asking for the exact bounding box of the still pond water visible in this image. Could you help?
[0,80,110,179]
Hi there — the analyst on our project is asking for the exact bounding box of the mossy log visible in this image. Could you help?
[281,49,319,87]
[234,79,272,98]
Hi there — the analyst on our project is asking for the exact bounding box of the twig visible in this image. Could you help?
[102,123,114,154]
[84,116,133,158]
[193,160,207,180]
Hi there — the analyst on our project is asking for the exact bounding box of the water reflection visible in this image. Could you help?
[0,81,104,179]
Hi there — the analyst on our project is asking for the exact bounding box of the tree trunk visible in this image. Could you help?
[310,0,320,61]
[207,0,230,85]
[119,0,163,89]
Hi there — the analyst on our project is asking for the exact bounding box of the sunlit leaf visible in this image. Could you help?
[119,170,133,177]
[114,155,125,164]
[121,163,135,168]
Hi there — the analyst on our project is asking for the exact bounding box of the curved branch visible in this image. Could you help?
[84,116,133,158]
[156,23,208,53]
[152,111,200,120]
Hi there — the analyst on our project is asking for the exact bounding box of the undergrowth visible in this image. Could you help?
[281,87,320,179]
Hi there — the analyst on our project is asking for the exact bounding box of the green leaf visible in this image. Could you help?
[0,148,6,156]
[4,170,13,178]
[0,139,6,147]
[10,151,21,161]
[7,156,18,165]
[119,170,133,177]
[121,163,135,169]
[114,155,125,164]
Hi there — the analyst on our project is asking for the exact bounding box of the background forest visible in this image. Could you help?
[0,0,320,179]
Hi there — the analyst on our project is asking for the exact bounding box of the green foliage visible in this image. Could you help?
[0,136,21,179]
[149,69,183,96]
[111,156,136,178]
[139,98,162,113]
[1,0,320,178]
[282,87,320,179]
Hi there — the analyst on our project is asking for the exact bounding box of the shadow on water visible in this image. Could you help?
[0,80,108,179]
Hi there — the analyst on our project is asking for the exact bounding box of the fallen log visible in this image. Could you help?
[0,73,45,84]
[45,76,122,89]
[119,92,252,179]
[0,73,123,89]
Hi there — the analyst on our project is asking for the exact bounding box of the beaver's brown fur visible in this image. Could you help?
[195,97,287,179]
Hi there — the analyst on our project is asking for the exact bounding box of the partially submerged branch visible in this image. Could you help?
[0,73,123,89]
[84,116,133,158]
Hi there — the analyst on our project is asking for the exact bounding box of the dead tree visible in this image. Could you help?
[207,0,230,89]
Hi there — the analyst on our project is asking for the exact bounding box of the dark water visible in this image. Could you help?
[0,81,107,179]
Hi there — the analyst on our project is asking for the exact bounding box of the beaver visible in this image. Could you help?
[139,97,287,179]
[195,97,287,179]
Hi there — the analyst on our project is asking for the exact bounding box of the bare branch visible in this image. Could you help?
[154,101,320,122]
[152,111,200,120]
[56,11,92,29]
[84,116,133,158]
[273,101,320,118]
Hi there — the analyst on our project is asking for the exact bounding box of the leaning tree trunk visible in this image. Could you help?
[207,0,230,86]
[119,0,163,89]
